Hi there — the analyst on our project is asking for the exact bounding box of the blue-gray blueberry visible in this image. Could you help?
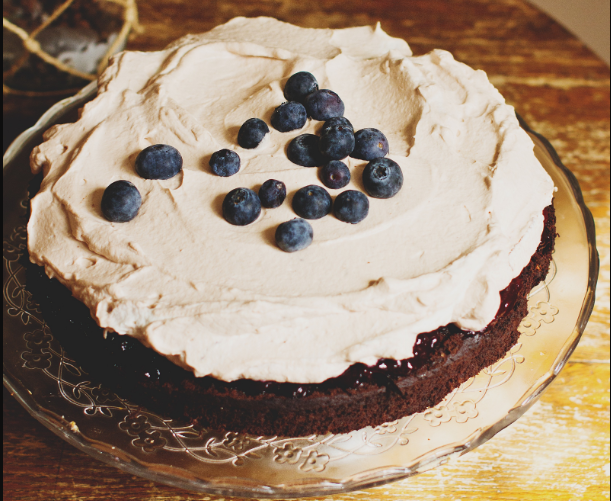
[287,134,324,167]
[259,179,287,208]
[351,128,389,161]
[321,116,353,134]
[334,190,369,224]
[275,218,313,252]
[320,123,355,160]
[292,185,332,219]
[209,149,240,177]
[305,89,345,121]
[222,187,262,225]
[362,157,403,199]
[237,118,269,149]
[135,144,182,180]
[101,180,142,222]
[271,101,307,132]
[320,160,351,189]
[284,71,319,104]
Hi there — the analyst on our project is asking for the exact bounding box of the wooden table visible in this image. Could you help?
[4,1,609,499]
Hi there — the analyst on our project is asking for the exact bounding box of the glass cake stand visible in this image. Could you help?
[3,81,599,499]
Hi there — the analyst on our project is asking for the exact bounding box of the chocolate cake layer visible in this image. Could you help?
[25,204,555,436]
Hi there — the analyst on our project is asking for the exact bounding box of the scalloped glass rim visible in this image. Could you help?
[3,82,599,499]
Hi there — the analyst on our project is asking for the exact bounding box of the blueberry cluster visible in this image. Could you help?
[216,72,405,251]
[101,144,184,222]
[101,72,403,254]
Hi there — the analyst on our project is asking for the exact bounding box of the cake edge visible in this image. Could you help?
[24,177,556,435]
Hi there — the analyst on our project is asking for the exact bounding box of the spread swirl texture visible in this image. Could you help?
[28,17,554,383]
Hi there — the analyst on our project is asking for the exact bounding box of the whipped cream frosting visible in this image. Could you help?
[28,17,554,383]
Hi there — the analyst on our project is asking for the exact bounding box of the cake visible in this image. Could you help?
[26,17,556,436]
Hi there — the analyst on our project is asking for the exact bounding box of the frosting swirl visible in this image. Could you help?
[28,17,554,383]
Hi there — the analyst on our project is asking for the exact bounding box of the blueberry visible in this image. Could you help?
[292,185,332,220]
[287,134,324,167]
[237,118,269,149]
[135,144,182,180]
[351,128,389,161]
[305,89,345,121]
[259,179,287,208]
[362,157,403,199]
[284,71,319,104]
[320,160,351,189]
[275,218,313,252]
[334,190,369,224]
[101,180,142,222]
[271,101,307,132]
[222,187,262,225]
[320,124,355,160]
[321,116,353,134]
[209,149,240,177]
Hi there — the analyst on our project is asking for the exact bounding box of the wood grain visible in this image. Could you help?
[4,0,609,499]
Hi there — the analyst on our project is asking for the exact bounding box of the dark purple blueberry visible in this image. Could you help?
[334,190,369,224]
[362,157,403,199]
[209,149,240,177]
[101,180,142,222]
[351,128,389,161]
[284,71,319,104]
[237,118,269,149]
[271,101,308,132]
[135,144,182,180]
[292,185,332,220]
[287,134,324,167]
[259,179,287,208]
[305,89,345,121]
[320,160,351,189]
[275,218,313,252]
[320,124,355,160]
[321,116,353,134]
[222,187,262,225]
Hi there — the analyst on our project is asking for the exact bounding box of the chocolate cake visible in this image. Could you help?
[25,18,557,436]
[26,196,555,435]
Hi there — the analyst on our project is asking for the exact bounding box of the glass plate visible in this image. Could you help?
[2,82,599,499]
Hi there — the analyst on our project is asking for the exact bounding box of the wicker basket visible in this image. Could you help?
[3,0,139,97]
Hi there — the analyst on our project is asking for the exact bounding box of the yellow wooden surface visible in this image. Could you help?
[3,0,610,499]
